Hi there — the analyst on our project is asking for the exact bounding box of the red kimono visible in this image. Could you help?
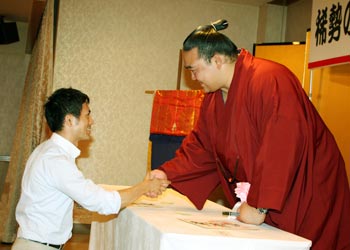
[159,49,350,250]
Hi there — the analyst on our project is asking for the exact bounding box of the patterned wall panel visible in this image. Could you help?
[53,0,259,186]
[0,22,29,155]
[0,21,29,202]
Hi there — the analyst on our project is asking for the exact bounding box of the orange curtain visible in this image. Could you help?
[148,90,205,170]
[0,0,54,242]
[150,90,205,136]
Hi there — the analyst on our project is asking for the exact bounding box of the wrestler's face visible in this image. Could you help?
[183,48,221,93]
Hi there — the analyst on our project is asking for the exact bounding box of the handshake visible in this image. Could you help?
[118,169,171,209]
[143,169,171,198]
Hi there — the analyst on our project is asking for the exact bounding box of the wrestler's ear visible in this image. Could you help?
[212,54,224,69]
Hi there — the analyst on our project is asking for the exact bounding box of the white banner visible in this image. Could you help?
[309,0,350,68]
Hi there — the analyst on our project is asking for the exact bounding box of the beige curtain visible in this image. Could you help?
[1,0,54,243]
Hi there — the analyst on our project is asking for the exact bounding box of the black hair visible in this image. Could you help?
[44,87,90,132]
[183,19,238,62]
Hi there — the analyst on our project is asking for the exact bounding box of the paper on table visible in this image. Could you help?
[178,217,259,230]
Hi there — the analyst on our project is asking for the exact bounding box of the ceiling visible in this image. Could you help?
[0,0,299,52]
[0,0,302,22]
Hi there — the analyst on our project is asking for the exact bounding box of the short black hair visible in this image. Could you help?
[183,19,238,63]
[44,88,90,132]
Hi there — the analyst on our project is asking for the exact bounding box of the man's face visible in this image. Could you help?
[72,102,94,142]
[183,48,220,93]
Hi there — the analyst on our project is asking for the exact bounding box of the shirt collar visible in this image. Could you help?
[51,133,81,159]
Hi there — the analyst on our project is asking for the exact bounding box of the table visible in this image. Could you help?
[89,186,312,250]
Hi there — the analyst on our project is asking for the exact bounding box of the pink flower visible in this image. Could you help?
[234,182,251,202]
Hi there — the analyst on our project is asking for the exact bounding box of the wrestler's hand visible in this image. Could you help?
[150,169,168,180]
[236,202,266,225]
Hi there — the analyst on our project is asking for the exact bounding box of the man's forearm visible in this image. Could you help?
[118,181,149,209]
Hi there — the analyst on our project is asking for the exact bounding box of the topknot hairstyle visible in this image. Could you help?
[183,19,238,63]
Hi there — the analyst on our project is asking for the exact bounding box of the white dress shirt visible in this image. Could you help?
[15,133,121,244]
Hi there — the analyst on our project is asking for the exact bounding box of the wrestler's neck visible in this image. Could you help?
[220,62,236,103]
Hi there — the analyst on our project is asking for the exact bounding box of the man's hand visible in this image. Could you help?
[118,172,170,209]
[145,170,170,198]
[236,202,266,225]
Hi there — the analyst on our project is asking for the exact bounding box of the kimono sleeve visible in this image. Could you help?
[159,95,220,209]
[246,66,310,212]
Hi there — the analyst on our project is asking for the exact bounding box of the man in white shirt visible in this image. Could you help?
[11,88,170,250]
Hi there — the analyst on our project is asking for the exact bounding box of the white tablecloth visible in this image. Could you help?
[89,187,311,250]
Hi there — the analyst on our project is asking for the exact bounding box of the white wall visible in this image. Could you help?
[285,0,312,42]
[257,4,287,43]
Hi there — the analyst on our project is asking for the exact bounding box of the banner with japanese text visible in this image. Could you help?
[309,0,350,68]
